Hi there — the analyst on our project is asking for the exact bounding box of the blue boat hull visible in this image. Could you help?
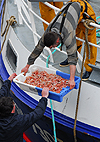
[0,53,100,142]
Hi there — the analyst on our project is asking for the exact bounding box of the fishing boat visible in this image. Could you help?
[0,0,100,142]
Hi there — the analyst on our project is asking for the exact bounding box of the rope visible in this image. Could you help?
[50,99,57,142]
[46,43,61,142]
[73,19,96,142]
[46,43,61,68]
[1,20,9,36]
[83,19,95,59]
[96,29,100,38]
[1,0,6,34]
[83,19,95,30]
[96,16,100,39]
[0,16,17,55]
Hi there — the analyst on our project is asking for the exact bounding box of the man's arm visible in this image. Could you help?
[65,33,77,90]
[0,73,17,98]
[63,2,81,90]
[68,65,76,90]
[27,38,45,65]
[17,87,49,132]
[21,37,45,76]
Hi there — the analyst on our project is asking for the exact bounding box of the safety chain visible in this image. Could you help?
[0,16,17,55]
[73,19,96,142]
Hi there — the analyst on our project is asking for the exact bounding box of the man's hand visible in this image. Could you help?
[8,73,17,82]
[21,64,30,76]
[42,87,49,98]
[68,64,76,90]
[68,80,75,90]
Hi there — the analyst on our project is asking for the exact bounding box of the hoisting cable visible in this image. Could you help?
[0,16,17,55]
[46,43,61,142]
[73,19,95,142]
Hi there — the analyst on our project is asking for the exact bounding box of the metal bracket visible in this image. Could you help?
[88,63,100,84]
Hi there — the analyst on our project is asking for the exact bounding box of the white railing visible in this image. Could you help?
[15,0,100,73]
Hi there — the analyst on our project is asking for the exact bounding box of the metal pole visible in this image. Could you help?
[27,0,38,46]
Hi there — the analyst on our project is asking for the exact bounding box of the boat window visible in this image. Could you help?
[6,40,17,72]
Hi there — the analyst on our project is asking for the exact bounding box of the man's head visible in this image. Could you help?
[0,97,14,117]
[44,32,60,48]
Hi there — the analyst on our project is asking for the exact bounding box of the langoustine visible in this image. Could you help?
[24,70,68,93]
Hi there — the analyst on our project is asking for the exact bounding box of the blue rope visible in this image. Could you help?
[96,16,100,39]
[50,99,57,142]
[97,40,100,45]
[96,29,100,38]
[46,43,61,142]
[46,43,61,68]
[96,16,100,20]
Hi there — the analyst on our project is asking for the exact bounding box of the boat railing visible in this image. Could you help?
[15,0,100,72]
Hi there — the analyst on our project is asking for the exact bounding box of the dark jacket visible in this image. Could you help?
[0,80,47,142]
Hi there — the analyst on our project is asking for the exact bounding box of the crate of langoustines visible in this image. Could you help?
[13,65,81,102]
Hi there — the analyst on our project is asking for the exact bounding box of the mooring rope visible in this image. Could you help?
[1,0,6,34]
[73,19,96,142]
[0,16,17,55]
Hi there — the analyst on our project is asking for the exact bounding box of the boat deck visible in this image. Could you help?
[7,1,100,86]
